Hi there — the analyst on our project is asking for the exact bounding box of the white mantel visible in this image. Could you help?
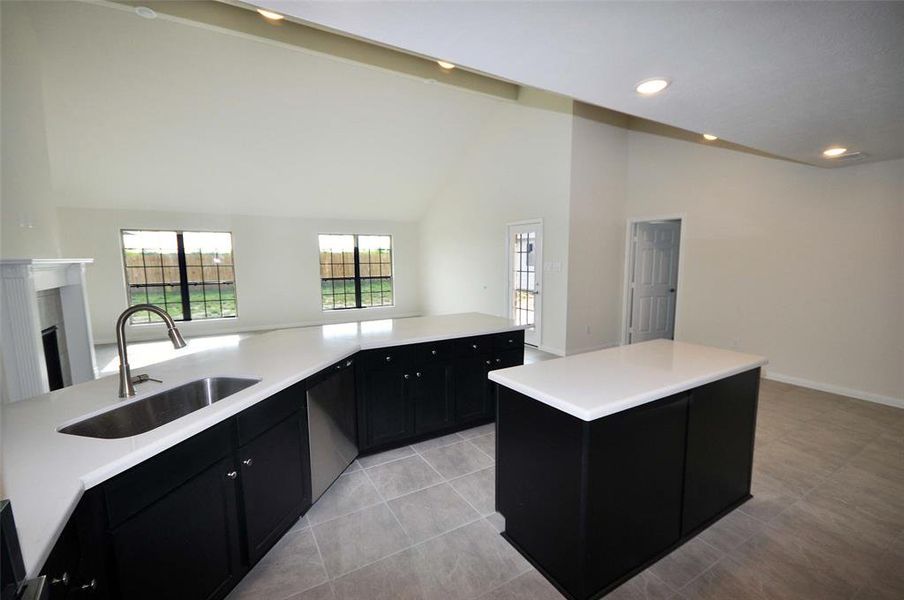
[1,259,97,402]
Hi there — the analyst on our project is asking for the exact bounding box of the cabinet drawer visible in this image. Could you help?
[104,421,232,529]
[493,330,524,351]
[455,335,493,357]
[412,339,456,365]
[361,346,411,371]
[237,382,303,446]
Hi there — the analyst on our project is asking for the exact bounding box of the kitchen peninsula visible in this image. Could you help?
[490,339,767,600]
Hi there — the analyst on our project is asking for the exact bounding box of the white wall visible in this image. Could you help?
[419,91,574,355]
[0,2,61,258]
[58,208,422,343]
[565,106,629,354]
[626,132,904,404]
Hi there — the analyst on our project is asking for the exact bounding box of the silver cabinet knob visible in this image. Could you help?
[472,344,478,349]
[79,579,97,592]
[496,358,502,363]
[226,470,238,480]
[346,359,354,367]
[485,360,492,366]
[242,458,253,467]
[431,349,437,355]
[51,572,70,586]
[508,339,514,343]
[336,364,342,370]
[416,372,422,378]
[403,373,410,379]
[385,356,392,362]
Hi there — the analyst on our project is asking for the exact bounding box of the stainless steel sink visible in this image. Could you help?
[58,377,261,439]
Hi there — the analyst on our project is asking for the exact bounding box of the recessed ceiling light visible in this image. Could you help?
[437,60,456,70]
[822,147,848,158]
[702,133,718,141]
[635,78,670,95]
[256,8,285,21]
[135,6,157,19]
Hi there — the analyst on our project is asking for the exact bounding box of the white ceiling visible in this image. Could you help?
[22,0,505,220]
[249,0,904,167]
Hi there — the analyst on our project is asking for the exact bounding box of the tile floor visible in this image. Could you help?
[227,378,903,600]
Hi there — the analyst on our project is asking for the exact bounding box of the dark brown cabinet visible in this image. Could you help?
[357,331,524,453]
[109,457,243,600]
[237,414,307,563]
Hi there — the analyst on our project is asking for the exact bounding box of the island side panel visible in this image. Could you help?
[496,386,588,598]
[585,392,690,597]
[681,367,760,535]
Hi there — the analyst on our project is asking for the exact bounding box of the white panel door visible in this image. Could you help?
[629,221,680,343]
[508,222,542,347]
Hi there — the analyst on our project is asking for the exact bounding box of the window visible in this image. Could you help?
[121,230,237,323]
[319,234,393,310]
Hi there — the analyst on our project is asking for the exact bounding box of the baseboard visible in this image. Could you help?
[536,344,566,356]
[764,371,904,410]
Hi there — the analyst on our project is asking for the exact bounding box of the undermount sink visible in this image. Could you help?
[58,377,261,439]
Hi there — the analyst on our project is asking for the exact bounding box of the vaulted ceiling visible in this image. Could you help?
[244,0,904,167]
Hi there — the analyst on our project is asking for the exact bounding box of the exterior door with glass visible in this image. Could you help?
[508,222,542,347]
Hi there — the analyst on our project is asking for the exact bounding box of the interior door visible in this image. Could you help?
[628,221,680,343]
[508,222,542,347]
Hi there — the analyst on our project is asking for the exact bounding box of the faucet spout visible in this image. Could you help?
[116,304,187,398]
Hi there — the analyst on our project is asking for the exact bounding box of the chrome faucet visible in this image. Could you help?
[116,304,187,398]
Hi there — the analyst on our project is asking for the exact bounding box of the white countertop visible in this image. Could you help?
[1,312,522,576]
[489,339,767,422]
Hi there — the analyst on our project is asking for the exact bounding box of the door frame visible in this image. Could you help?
[621,215,687,345]
[506,219,543,347]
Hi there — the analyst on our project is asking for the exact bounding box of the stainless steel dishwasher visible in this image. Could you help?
[307,358,358,501]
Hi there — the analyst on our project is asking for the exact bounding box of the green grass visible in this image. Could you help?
[129,286,236,322]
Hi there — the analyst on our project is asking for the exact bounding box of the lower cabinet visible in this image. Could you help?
[42,382,311,600]
[109,457,243,600]
[358,331,525,452]
[237,413,307,563]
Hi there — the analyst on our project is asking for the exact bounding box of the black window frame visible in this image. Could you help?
[120,229,238,323]
[318,233,394,311]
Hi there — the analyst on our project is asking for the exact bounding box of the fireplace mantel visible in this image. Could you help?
[1,259,97,402]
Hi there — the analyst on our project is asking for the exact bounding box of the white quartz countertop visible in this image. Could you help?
[489,339,767,422]
[1,312,523,576]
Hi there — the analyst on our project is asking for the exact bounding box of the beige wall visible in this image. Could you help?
[58,208,422,343]
[625,132,904,404]
[565,106,629,354]
[1,2,61,258]
[419,91,574,355]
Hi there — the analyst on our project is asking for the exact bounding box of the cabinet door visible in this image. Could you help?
[411,363,453,435]
[109,457,242,600]
[586,394,689,592]
[238,414,306,563]
[363,367,411,447]
[682,369,759,535]
[454,356,492,422]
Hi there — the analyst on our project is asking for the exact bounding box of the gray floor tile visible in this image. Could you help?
[228,528,328,600]
[411,432,465,453]
[697,508,764,553]
[649,536,721,590]
[357,446,415,469]
[366,455,444,500]
[459,423,496,439]
[412,519,531,599]
[479,569,565,599]
[468,433,496,459]
[306,470,383,525]
[331,547,427,600]
[388,483,480,543]
[486,512,506,533]
[287,583,335,600]
[313,504,411,578]
[605,569,675,600]
[421,440,494,479]
[290,514,311,533]
[449,466,496,516]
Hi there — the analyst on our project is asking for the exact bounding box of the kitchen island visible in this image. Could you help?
[489,339,767,600]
